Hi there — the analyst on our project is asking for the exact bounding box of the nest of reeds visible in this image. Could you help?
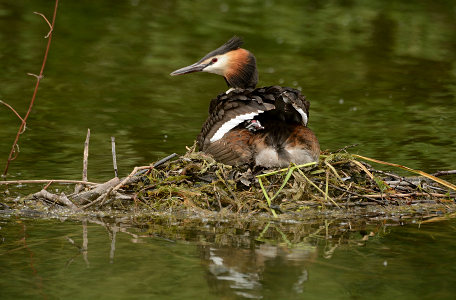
[120,144,456,216]
[7,143,455,220]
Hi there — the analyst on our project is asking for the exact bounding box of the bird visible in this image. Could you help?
[170,36,320,168]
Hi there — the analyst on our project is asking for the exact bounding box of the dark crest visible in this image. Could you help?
[198,36,244,62]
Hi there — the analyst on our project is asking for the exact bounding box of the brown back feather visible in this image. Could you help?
[198,86,311,165]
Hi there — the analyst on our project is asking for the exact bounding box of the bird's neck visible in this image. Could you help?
[224,48,258,89]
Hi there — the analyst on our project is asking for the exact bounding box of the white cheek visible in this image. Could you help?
[203,56,229,76]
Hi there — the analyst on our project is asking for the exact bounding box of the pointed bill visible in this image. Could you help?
[170,62,208,76]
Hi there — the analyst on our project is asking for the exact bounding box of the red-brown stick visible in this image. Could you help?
[3,0,59,176]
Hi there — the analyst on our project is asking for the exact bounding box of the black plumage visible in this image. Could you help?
[170,37,320,167]
[197,86,318,167]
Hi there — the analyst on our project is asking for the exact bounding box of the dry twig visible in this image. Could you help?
[0,100,24,123]
[32,189,79,210]
[75,129,91,194]
[111,136,118,178]
[0,179,98,185]
[3,0,59,175]
[353,154,456,192]
[433,170,456,177]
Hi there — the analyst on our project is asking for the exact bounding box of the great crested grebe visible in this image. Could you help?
[170,37,320,167]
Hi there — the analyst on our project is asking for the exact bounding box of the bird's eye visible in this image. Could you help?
[211,58,218,63]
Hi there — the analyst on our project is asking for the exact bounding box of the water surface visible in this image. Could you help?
[1,216,455,299]
[0,0,455,182]
[1,1,456,298]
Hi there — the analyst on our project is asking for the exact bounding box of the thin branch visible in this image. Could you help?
[80,191,108,210]
[27,73,43,80]
[0,179,99,185]
[342,192,452,199]
[329,184,389,205]
[0,100,24,122]
[74,129,90,194]
[3,0,59,176]
[353,154,456,192]
[111,137,118,178]
[153,153,178,168]
[33,11,53,38]
[333,143,359,153]
[432,170,456,177]
[112,166,150,192]
[83,129,90,182]
[110,154,178,193]
[42,180,53,190]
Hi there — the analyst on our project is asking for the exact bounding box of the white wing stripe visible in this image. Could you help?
[296,108,308,126]
[210,110,264,143]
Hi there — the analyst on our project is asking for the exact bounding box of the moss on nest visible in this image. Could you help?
[122,145,456,217]
[4,143,455,221]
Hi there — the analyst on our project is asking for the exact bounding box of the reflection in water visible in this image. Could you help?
[0,215,388,299]
[204,244,315,299]
[208,246,264,298]
[1,0,456,298]
[1,216,456,299]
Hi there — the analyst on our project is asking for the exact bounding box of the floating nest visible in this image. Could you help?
[2,144,456,221]
[126,145,456,217]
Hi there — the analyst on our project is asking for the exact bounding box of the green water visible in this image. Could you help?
[1,0,455,181]
[1,0,456,298]
[0,217,455,299]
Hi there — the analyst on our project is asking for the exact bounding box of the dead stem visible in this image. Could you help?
[353,154,456,192]
[111,137,118,178]
[0,179,98,185]
[7,144,455,219]
[0,100,24,123]
[433,170,456,177]
[3,0,60,176]
[75,129,91,194]
[33,11,53,38]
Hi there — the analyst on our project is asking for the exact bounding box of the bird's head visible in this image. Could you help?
[170,36,258,89]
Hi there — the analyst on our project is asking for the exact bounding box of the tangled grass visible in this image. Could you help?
[125,145,456,217]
